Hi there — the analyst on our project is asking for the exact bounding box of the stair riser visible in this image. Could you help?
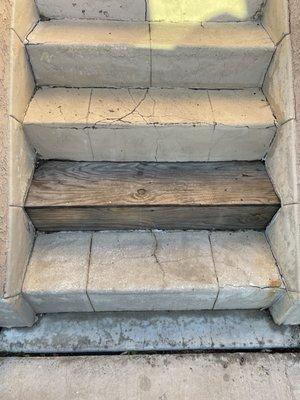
[26,205,280,231]
[27,44,273,88]
[36,0,265,22]
[25,125,275,162]
[88,291,281,312]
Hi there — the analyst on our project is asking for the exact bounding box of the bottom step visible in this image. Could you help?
[22,230,283,313]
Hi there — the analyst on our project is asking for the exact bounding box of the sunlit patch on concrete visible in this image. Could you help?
[148,0,249,50]
[148,0,248,23]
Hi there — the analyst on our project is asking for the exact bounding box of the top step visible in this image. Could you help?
[36,0,265,22]
[26,21,274,89]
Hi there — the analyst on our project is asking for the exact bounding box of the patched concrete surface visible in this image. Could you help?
[0,310,299,354]
[0,353,299,399]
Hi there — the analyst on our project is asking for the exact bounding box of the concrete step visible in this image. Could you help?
[26,21,274,88]
[24,87,276,162]
[25,161,280,231]
[36,0,266,22]
[22,230,283,313]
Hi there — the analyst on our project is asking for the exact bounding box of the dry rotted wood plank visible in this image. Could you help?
[25,161,280,231]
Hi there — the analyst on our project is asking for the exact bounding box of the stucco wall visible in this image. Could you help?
[0,1,11,298]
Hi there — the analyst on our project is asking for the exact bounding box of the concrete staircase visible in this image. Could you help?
[21,0,284,314]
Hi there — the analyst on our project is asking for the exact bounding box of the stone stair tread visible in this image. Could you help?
[35,0,265,23]
[24,87,275,128]
[26,20,274,88]
[25,161,280,231]
[24,87,276,162]
[22,230,282,313]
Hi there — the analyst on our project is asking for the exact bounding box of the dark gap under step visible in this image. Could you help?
[25,161,280,231]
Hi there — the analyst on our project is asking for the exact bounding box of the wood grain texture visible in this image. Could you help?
[25,161,280,231]
[27,205,280,231]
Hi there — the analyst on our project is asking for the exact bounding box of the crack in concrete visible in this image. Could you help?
[150,231,166,288]
[91,88,149,128]
[208,233,220,310]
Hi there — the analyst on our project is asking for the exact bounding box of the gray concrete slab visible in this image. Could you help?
[0,353,299,399]
[0,310,299,354]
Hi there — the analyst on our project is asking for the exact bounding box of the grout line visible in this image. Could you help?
[25,18,40,42]
[144,0,148,21]
[10,27,23,44]
[86,233,96,312]
[86,89,95,160]
[261,48,276,91]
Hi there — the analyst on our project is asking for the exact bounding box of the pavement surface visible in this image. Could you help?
[0,353,299,400]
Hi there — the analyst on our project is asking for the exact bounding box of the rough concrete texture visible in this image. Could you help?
[23,232,93,313]
[6,207,34,298]
[88,231,218,311]
[9,117,35,207]
[22,230,282,313]
[36,0,265,22]
[150,22,274,88]
[11,0,39,41]
[24,87,275,162]
[27,21,151,87]
[263,0,290,44]
[0,353,299,400]
[0,295,36,328]
[289,0,300,122]
[266,119,298,205]
[26,21,274,88]
[271,291,300,325]
[211,231,283,309]
[267,205,300,294]
[36,0,146,21]
[0,0,38,326]
[1,310,299,353]
[9,30,36,122]
[263,35,295,125]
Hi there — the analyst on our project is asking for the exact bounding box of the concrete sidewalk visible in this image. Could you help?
[1,310,300,354]
[0,353,299,399]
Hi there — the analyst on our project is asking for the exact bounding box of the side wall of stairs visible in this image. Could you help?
[0,0,300,327]
[0,0,38,327]
[262,0,300,324]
